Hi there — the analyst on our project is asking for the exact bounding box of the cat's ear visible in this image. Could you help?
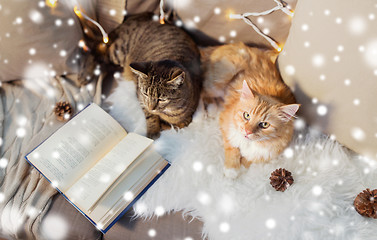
[241,80,254,100]
[167,70,185,87]
[279,104,300,122]
[130,62,148,79]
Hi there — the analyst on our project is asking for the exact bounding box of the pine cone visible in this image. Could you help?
[54,101,73,121]
[354,188,377,219]
[270,168,294,192]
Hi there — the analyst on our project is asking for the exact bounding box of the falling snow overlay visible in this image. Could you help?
[108,80,377,240]
[1,0,377,239]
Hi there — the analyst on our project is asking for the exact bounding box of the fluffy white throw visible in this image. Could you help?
[107,80,377,240]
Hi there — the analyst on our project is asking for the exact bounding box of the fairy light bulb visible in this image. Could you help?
[74,6,109,44]
[46,0,57,8]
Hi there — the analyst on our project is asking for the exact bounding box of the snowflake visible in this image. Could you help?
[123,191,134,201]
[55,19,62,27]
[109,9,116,16]
[193,161,203,172]
[229,30,237,38]
[351,127,366,141]
[29,10,44,24]
[154,206,165,216]
[312,185,323,196]
[193,16,200,23]
[284,65,295,75]
[0,158,8,168]
[219,222,230,233]
[265,218,276,229]
[197,191,211,205]
[59,50,67,57]
[148,229,157,237]
[283,147,294,158]
[312,54,325,67]
[348,16,367,35]
[16,127,26,138]
[41,214,68,239]
[317,105,328,116]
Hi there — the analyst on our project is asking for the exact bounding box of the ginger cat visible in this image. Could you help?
[202,42,300,178]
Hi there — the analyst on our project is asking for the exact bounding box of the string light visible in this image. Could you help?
[159,0,165,24]
[45,0,57,8]
[74,6,109,44]
[229,0,294,52]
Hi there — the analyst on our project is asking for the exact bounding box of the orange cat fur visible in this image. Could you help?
[202,42,299,178]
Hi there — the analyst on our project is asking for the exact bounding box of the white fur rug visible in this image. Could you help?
[106,80,377,240]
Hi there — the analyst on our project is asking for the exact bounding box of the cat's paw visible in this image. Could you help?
[223,167,240,179]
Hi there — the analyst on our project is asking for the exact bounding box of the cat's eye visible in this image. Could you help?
[259,122,270,129]
[243,112,250,121]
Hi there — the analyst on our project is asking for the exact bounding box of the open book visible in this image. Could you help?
[25,103,170,233]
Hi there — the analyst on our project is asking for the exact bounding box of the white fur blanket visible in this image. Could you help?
[107,80,377,240]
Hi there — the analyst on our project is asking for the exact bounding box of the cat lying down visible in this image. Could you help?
[201,42,300,178]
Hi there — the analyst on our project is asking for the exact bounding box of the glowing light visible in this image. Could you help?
[45,0,57,8]
[304,41,310,48]
[335,17,342,24]
[59,50,67,57]
[78,40,89,51]
[74,6,109,44]
[337,45,344,52]
[226,9,236,20]
[193,16,200,23]
[301,24,309,31]
[344,79,351,86]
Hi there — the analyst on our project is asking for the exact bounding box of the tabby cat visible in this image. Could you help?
[202,42,300,178]
[107,13,202,138]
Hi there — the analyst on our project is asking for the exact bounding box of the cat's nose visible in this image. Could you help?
[148,101,158,110]
[245,129,253,135]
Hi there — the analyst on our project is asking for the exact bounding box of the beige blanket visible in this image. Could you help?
[0,75,102,239]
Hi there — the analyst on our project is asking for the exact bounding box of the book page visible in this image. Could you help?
[26,103,127,192]
[86,149,167,225]
[65,133,153,212]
